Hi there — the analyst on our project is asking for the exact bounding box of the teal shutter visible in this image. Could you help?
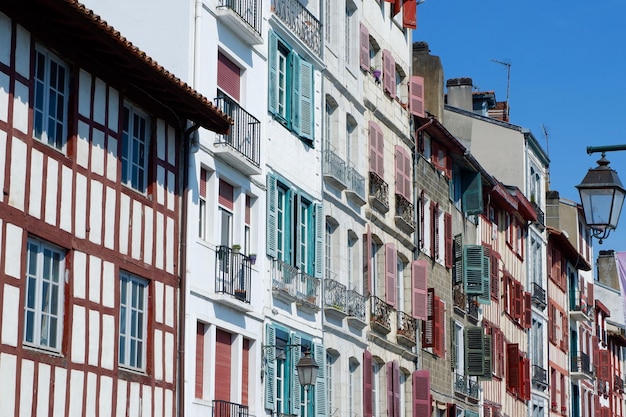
[465,326,484,376]
[461,170,483,215]
[267,175,278,258]
[298,60,314,142]
[265,324,276,410]
[463,245,484,295]
[291,52,302,135]
[480,334,493,380]
[314,203,324,278]
[285,188,293,264]
[450,318,457,371]
[268,30,278,116]
[453,234,463,285]
[314,343,327,417]
[477,246,491,304]
[291,333,302,416]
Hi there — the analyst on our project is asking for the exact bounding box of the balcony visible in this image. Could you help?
[570,291,593,321]
[295,271,321,312]
[213,400,249,417]
[531,201,545,228]
[346,289,367,328]
[369,172,389,213]
[454,373,468,395]
[570,353,593,380]
[615,374,625,393]
[467,379,479,401]
[324,275,347,319]
[467,299,479,324]
[215,246,252,310]
[532,365,548,389]
[323,148,347,190]
[216,0,263,45]
[453,286,466,316]
[394,194,415,233]
[370,296,392,334]
[272,259,298,301]
[214,95,261,176]
[396,311,417,347]
[531,282,546,309]
[345,165,366,206]
[271,0,321,57]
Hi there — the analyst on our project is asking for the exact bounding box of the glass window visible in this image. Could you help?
[24,238,65,350]
[119,272,148,370]
[372,360,381,417]
[122,105,149,192]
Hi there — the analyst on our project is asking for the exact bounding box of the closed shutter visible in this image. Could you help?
[402,0,417,30]
[363,350,373,417]
[382,49,396,98]
[409,75,424,116]
[463,245,484,295]
[481,334,492,380]
[195,322,205,399]
[434,296,445,358]
[507,344,520,393]
[477,246,491,304]
[465,327,484,376]
[296,59,314,141]
[548,303,555,344]
[217,52,241,102]
[314,343,327,417]
[363,226,372,295]
[369,121,384,177]
[290,333,302,416]
[521,357,530,400]
[419,191,426,250]
[265,324,276,410]
[314,203,324,278]
[411,260,428,320]
[447,403,457,417]
[450,318,457,371]
[593,336,599,373]
[386,362,394,417]
[242,339,250,405]
[422,288,435,348]
[444,213,452,269]
[461,170,483,214]
[359,24,369,71]
[385,243,397,307]
[600,349,610,382]
[268,30,278,115]
[490,251,499,300]
[524,292,532,329]
[215,329,232,401]
[219,179,234,210]
[412,370,430,417]
[453,234,463,285]
[267,175,278,258]
[395,146,405,198]
[496,329,505,378]
[514,281,523,320]
[200,168,208,198]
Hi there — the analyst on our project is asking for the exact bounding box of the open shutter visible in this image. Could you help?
[382,49,396,98]
[403,150,411,201]
[477,246,491,304]
[453,234,463,285]
[514,281,523,320]
[444,213,453,269]
[588,281,595,308]
[409,75,424,117]
[314,203,324,278]
[463,245,484,295]
[465,327,484,376]
[291,334,302,416]
[411,260,428,320]
[422,289,435,348]
[268,30,278,115]
[447,404,457,417]
[490,251,499,300]
[363,226,372,295]
[462,170,483,215]
[369,121,384,177]
[298,59,314,141]
[395,146,405,198]
[507,344,520,393]
[450,318,457,371]
[314,343,326,417]
[267,175,278,258]
[386,362,394,417]
[481,334,493,380]
[393,361,400,417]
[593,336,600,373]
[264,324,276,410]
[521,357,531,400]
[419,191,426,249]
[393,0,402,15]
[434,297,445,357]
[412,370,430,417]
[360,23,370,71]
[385,243,397,307]
[291,53,302,134]
[403,0,417,29]
[524,292,532,329]
[363,350,373,417]
[600,349,610,382]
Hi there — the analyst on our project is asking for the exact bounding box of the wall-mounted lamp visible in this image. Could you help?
[262,344,319,389]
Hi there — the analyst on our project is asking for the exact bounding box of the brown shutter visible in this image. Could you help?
[195,322,205,399]
[215,329,233,401]
[422,288,435,348]
[217,52,241,102]
[245,195,251,225]
[434,296,445,358]
[507,343,519,393]
[200,168,208,198]
[444,213,453,269]
[242,338,250,405]
[219,179,234,210]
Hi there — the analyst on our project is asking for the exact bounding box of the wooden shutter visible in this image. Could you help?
[200,168,208,198]
[513,281,522,320]
[393,361,400,417]
[290,333,302,415]
[264,324,276,410]
[215,329,232,401]
[217,52,241,102]
[385,243,397,307]
[521,357,531,401]
[554,250,562,286]
[245,195,251,225]
[386,362,394,417]
[434,296,445,358]
[359,23,370,71]
[395,146,406,198]
[268,30,278,115]
[314,343,326,417]
[463,245,484,295]
[369,121,384,177]
[523,292,532,329]
[548,303,556,344]
[363,226,372,295]
[363,350,373,417]
[481,334,493,380]
[507,344,520,393]
[314,203,324,278]
[422,288,435,348]
[477,245,491,304]
[462,170,483,215]
[450,318,457,371]
[409,75,424,117]
[496,328,505,378]
[453,234,463,285]
[431,202,439,259]
[561,311,569,350]
[402,148,411,200]
[447,403,457,417]
[600,350,610,382]
[490,251,499,300]
[293,58,314,141]
[267,175,278,258]
[411,260,428,320]
[588,281,595,308]
[419,191,426,249]
[242,339,250,405]
[412,370,430,417]
[291,53,302,134]
[593,336,599,373]
[382,49,396,98]
[195,322,205,399]
[444,213,453,269]
[465,326,484,376]
[219,179,234,210]
[393,0,402,15]
[403,0,417,29]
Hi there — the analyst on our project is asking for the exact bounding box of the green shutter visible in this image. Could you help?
[299,60,314,142]
[314,203,323,278]
[462,170,483,215]
[477,246,491,304]
[285,188,293,264]
[265,324,276,410]
[267,175,278,258]
[480,334,493,380]
[268,30,278,116]
[314,343,326,417]
[463,245,484,295]
[291,333,302,416]
[465,326,484,376]
[291,52,301,135]
[450,318,457,371]
[453,234,463,285]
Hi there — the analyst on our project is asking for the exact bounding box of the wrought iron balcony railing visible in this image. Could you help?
[369,172,389,213]
[615,374,625,392]
[215,246,252,303]
[271,0,321,57]
[453,286,467,315]
[531,201,545,227]
[396,311,417,343]
[454,373,468,395]
[346,165,366,203]
[532,282,546,309]
[347,289,366,322]
[532,365,548,388]
[214,94,261,167]
[323,148,347,189]
[571,352,593,376]
[324,277,347,313]
[395,194,415,232]
[213,400,249,417]
[218,0,262,35]
[467,299,479,323]
[370,296,392,331]
[468,379,479,399]
[570,289,593,318]
[272,259,298,297]
[296,270,320,308]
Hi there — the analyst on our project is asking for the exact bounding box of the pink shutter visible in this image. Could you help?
[403,0,417,29]
[393,361,401,417]
[383,49,396,98]
[376,124,384,177]
[363,226,372,295]
[409,75,425,117]
[217,52,241,101]
[403,150,411,200]
[363,350,373,417]
[200,168,208,198]
[369,121,384,177]
[385,243,397,307]
[360,23,370,71]
[435,297,445,357]
[422,288,434,347]
[395,146,404,198]
[412,260,428,320]
[412,370,430,417]
[219,179,234,210]
[386,362,394,417]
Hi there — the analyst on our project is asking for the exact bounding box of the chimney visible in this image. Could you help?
[446,78,473,112]
[412,42,444,121]
[597,249,619,291]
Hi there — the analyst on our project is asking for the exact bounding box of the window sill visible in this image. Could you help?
[23,343,64,358]
[118,364,148,377]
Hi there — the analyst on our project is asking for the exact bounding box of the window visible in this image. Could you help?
[422,288,445,358]
[119,272,148,370]
[348,358,358,417]
[396,256,405,312]
[327,352,335,415]
[199,168,209,239]
[122,104,149,192]
[219,179,235,248]
[217,52,241,102]
[24,238,65,350]
[346,114,358,166]
[33,46,69,150]
[268,30,314,142]
[324,96,337,146]
[348,231,358,288]
[345,1,356,65]
[395,65,406,101]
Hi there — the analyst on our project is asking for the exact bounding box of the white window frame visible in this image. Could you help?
[24,238,65,351]
[372,360,381,417]
[33,45,69,151]
[119,272,148,370]
[122,104,149,193]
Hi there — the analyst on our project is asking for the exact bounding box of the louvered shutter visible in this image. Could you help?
[217,52,241,102]
[554,250,562,286]
[588,281,595,309]
[478,246,491,304]
[593,336,600,373]
[463,245,484,295]
[393,0,402,15]
[412,260,428,320]
[409,75,424,117]
[314,203,323,278]
[521,357,531,400]
[359,23,370,71]
[200,168,208,198]
[450,318,457,371]
[490,251,499,300]
[395,146,405,198]
[382,49,396,98]
[444,213,453,269]
[267,175,278,258]
[434,297,445,358]
[462,170,483,215]
[412,370,430,417]
[497,329,505,378]
[264,324,276,410]
[369,121,384,177]
[268,30,278,115]
[299,59,314,141]
[481,334,493,380]
[291,333,302,415]
[514,281,523,320]
[195,323,205,399]
[314,343,326,417]
[431,202,439,259]
[393,361,400,417]
[465,326,484,376]
[403,0,417,29]
[363,350,373,417]
[524,292,532,329]
[219,179,234,210]
[453,234,463,285]
[386,362,394,417]
[376,124,384,177]
[422,288,435,348]
[600,349,610,382]
[385,243,397,307]
[507,344,520,393]
[419,191,425,249]
[291,53,302,134]
[549,303,555,343]
[363,226,372,295]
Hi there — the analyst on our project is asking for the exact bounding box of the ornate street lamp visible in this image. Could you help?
[296,349,319,390]
[576,152,626,243]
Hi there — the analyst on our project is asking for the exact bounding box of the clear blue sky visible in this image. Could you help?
[415,0,626,254]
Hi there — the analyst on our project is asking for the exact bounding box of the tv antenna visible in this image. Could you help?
[491,59,511,121]
[541,123,551,189]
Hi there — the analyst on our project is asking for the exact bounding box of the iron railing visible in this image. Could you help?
[454,373,468,395]
[324,277,347,312]
[296,271,320,307]
[467,300,479,323]
[453,286,466,313]
[323,148,347,187]
[532,282,546,308]
[370,296,392,330]
[616,374,625,392]
[271,0,321,57]
[215,246,252,303]
[468,379,479,399]
[395,194,415,231]
[532,365,548,387]
[347,289,366,321]
[272,259,298,297]
[214,95,261,167]
[397,311,417,343]
[369,172,389,211]
[218,0,262,35]
[570,289,593,316]
[571,353,593,376]
[213,400,249,417]
[346,165,366,201]
[531,201,545,227]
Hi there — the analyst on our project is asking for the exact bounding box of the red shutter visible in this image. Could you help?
[382,49,396,98]
[217,52,241,102]
[411,260,428,320]
[588,281,595,309]
[360,23,370,71]
[447,403,457,417]
[521,357,530,400]
[363,226,372,295]
[363,350,373,417]
[402,0,417,29]
[514,281,523,321]
[507,344,520,393]
[547,246,553,282]
[385,243,397,307]
[215,329,233,401]
[409,75,424,117]
[242,338,250,405]
[554,250,562,286]
[200,168,208,198]
[561,312,569,351]
[548,303,555,343]
[523,291,532,329]
[594,395,600,417]
[593,336,600,372]
[195,322,205,398]
[490,251,499,300]
[422,288,435,347]
[444,213,452,268]
[434,297,445,358]
[386,362,394,417]
[600,350,610,381]
[219,179,234,210]
[412,370,430,417]
[496,328,505,378]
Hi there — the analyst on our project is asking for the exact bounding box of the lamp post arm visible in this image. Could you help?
[587,144,626,155]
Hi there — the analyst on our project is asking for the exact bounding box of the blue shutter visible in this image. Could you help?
[267,175,278,258]
[291,52,302,135]
[299,60,314,142]
[314,203,323,278]
[463,245,484,295]
[291,333,302,416]
[477,246,491,305]
[314,343,327,417]
[268,30,278,115]
[462,170,483,215]
[265,324,276,410]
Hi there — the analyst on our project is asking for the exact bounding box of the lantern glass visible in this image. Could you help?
[296,351,319,388]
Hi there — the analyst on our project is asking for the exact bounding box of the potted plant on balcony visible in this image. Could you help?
[231,244,241,254]
[248,253,257,265]
[234,288,247,301]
